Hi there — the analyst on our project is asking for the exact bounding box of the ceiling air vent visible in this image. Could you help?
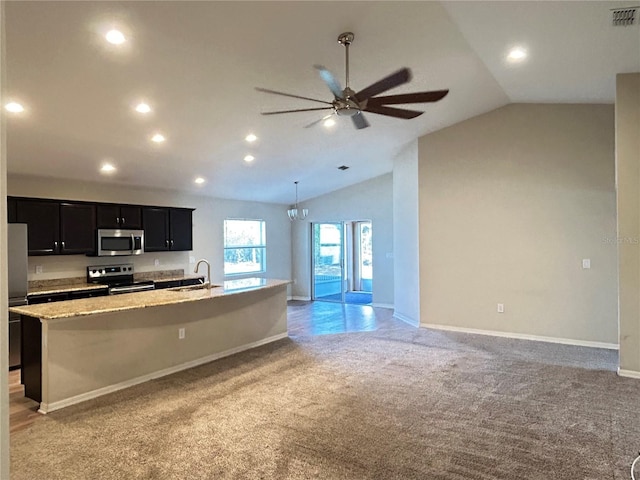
[612,7,638,26]
[337,165,350,171]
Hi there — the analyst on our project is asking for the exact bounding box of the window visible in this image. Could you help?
[224,219,266,275]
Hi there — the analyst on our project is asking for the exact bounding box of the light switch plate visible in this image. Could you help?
[35,265,43,274]
[154,259,160,267]
[582,259,591,269]
[189,256,195,264]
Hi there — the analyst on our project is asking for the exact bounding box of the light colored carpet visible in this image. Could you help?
[10,323,639,479]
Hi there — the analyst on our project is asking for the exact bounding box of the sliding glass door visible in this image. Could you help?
[312,223,345,303]
[312,221,373,305]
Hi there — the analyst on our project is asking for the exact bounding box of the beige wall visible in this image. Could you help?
[419,103,618,346]
[8,175,292,289]
[291,173,394,306]
[393,141,420,325]
[616,73,640,375]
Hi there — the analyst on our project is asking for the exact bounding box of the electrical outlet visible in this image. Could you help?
[189,256,195,264]
[154,259,160,267]
[582,259,591,269]
[497,303,505,313]
[35,265,43,274]
[178,328,185,340]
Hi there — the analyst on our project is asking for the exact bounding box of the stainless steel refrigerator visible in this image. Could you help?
[8,223,28,369]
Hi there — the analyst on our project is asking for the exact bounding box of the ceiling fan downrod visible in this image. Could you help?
[338,32,354,90]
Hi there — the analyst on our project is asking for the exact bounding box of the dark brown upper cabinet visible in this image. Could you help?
[59,202,96,254]
[97,204,142,229]
[15,199,61,255]
[169,208,193,251]
[143,207,193,252]
[142,207,170,251]
[10,196,193,256]
[7,197,17,223]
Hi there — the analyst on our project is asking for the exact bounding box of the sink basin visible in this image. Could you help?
[167,283,220,292]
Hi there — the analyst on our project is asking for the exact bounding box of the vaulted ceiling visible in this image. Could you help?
[4,1,639,204]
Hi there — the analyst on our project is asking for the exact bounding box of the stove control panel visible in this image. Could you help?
[87,263,134,280]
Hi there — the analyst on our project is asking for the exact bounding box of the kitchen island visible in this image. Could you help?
[10,278,290,413]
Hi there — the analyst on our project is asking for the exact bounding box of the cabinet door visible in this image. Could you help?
[16,199,60,255]
[169,208,193,251]
[60,203,96,254]
[119,205,142,229]
[96,205,120,229]
[154,279,181,290]
[7,197,17,223]
[142,207,170,251]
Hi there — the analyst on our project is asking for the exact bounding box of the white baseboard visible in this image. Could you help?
[290,296,311,301]
[38,332,289,414]
[618,368,640,379]
[393,312,419,327]
[372,303,394,309]
[420,323,619,350]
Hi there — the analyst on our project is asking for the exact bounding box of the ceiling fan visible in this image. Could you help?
[255,32,449,130]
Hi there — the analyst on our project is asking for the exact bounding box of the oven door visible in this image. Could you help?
[97,229,144,256]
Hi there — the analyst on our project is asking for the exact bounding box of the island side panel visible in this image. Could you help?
[42,285,287,410]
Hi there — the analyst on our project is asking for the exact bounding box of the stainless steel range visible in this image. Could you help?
[87,263,155,295]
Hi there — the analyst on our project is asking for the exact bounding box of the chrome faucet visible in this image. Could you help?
[194,259,211,289]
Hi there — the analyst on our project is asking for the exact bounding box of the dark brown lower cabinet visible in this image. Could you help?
[21,315,42,403]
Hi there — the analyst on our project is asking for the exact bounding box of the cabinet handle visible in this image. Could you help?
[122,217,125,224]
[117,217,120,224]
[170,239,174,248]
[165,240,169,247]
[54,241,58,250]
[61,241,65,250]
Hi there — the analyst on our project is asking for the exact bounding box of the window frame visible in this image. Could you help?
[223,218,267,277]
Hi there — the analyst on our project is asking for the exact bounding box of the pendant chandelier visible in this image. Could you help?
[287,181,308,221]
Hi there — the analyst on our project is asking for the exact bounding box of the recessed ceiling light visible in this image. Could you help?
[194,177,206,185]
[507,47,527,62]
[135,103,151,114]
[323,118,336,127]
[5,102,24,113]
[151,133,166,143]
[245,134,257,143]
[105,29,126,45]
[100,163,116,174]
[244,155,255,163]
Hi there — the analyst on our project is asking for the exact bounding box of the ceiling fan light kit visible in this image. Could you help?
[287,181,308,221]
[256,32,449,129]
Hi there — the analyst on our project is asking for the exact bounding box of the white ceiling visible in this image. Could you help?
[4,1,639,204]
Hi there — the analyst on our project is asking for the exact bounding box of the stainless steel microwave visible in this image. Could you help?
[97,229,144,256]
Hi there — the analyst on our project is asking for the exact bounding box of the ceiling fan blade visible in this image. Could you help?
[314,65,343,98]
[351,112,370,130]
[354,68,412,103]
[304,114,335,129]
[261,107,334,116]
[367,89,449,106]
[364,104,423,119]
[255,87,332,105]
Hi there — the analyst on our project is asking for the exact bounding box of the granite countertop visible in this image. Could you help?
[11,278,290,320]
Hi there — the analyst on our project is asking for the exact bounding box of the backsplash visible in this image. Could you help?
[27,251,191,281]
